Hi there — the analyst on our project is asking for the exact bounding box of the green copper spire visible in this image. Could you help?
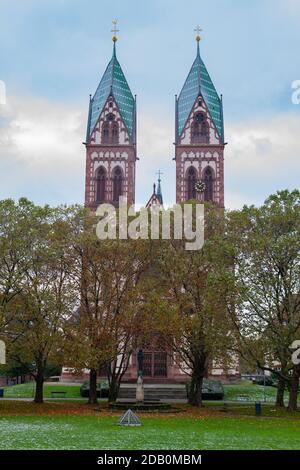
[156,170,163,205]
[87,33,135,139]
[177,35,224,142]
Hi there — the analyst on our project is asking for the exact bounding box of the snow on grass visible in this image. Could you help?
[0,415,300,450]
[224,381,289,403]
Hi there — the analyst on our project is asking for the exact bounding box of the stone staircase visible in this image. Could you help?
[118,384,187,401]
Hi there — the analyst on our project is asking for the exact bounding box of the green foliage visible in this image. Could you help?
[226,190,300,410]
[0,361,61,380]
[155,202,234,406]
[1,192,300,408]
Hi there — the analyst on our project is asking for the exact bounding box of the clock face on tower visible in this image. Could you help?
[195,180,206,193]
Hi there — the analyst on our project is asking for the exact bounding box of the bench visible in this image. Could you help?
[51,391,67,398]
[236,395,250,402]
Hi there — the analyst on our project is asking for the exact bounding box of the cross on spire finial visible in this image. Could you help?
[111,19,119,42]
[194,25,203,42]
[156,170,163,181]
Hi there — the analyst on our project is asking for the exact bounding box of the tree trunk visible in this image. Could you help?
[34,366,44,404]
[276,376,286,408]
[287,367,299,412]
[188,374,204,407]
[108,377,120,403]
[88,368,98,405]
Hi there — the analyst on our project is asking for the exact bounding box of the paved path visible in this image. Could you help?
[0,397,276,405]
[0,397,189,403]
[0,397,87,402]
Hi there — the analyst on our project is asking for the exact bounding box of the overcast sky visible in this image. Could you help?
[0,0,299,209]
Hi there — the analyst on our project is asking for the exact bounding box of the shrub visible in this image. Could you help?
[80,381,109,398]
[186,379,224,400]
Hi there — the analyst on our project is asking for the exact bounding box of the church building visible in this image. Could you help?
[84,29,225,212]
[175,32,225,208]
[78,28,239,384]
[84,34,137,209]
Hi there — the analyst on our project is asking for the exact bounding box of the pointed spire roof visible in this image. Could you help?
[87,41,135,139]
[146,174,164,209]
[177,39,224,141]
[156,175,163,205]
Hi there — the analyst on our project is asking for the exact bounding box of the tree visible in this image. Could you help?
[66,208,153,404]
[0,199,29,336]
[226,190,300,411]
[6,202,76,403]
[157,203,234,407]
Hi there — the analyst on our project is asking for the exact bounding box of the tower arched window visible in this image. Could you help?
[102,122,109,144]
[112,166,123,203]
[102,114,119,144]
[96,166,106,203]
[191,121,200,143]
[191,113,209,144]
[204,167,214,202]
[200,121,209,142]
[112,122,119,144]
[187,167,197,200]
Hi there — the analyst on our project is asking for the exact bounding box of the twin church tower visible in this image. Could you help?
[84,26,225,209]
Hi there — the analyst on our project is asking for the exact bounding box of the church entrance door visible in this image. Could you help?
[142,351,167,378]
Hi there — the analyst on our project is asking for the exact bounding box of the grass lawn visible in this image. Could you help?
[2,382,81,399]
[1,382,299,450]
[0,411,300,450]
[223,381,289,403]
[0,398,300,450]
[2,380,291,403]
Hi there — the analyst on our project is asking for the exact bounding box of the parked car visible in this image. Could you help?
[80,381,109,398]
[186,379,224,401]
[252,376,275,387]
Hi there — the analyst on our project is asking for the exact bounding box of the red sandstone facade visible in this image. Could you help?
[175,94,225,208]
[84,95,137,209]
